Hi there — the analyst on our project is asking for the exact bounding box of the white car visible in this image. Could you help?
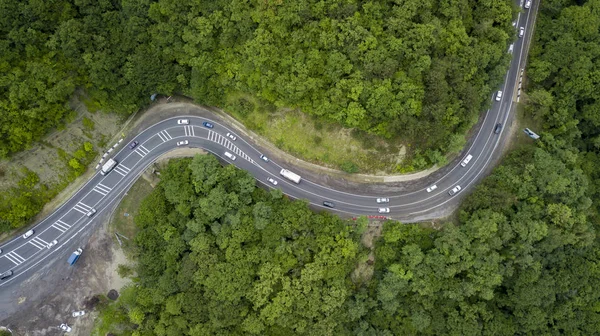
[495,91,503,101]
[519,27,525,38]
[86,208,96,217]
[260,154,269,162]
[226,132,237,141]
[22,230,34,239]
[449,185,462,196]
[177,119,189,125]
[176,140,189,146]
[72,310,85,317]
[508,44,514,54]
[376,198,389,203]
[461,154,473,167]
[426,185,438,193]
[267,178,278,186]
[524,0,531,9]
[224,152,236,161]
[59,324,72,332]
[47,239,58,249]
[378,208,390,214]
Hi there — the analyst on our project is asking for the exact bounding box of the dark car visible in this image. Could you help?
[494,123,502,134]
[129,141,139,149]
[203,121,214,128]
[0,270,13,280]
[323,201,335,208]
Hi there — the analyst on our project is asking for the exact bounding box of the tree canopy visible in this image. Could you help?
[0,0,515,159]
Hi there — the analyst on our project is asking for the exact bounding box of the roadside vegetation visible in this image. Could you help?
[0,0,515,172]
[91,1,600,334]
[0,108,121,235]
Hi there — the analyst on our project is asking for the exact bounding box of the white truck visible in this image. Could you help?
[101,158,117,175]
[280,169,301,184]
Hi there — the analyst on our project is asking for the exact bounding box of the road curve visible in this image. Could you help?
[0,1,537,297]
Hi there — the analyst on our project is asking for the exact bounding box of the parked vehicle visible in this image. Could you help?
[59,324,72,332]
[72,310,85,317]
[100,158,117,176]
[67,248,83,266]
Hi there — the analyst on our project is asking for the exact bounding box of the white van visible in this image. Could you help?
[224,152,236,161]
[461,154,473,167]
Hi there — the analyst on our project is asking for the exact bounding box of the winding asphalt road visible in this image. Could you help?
[0,0,537,299]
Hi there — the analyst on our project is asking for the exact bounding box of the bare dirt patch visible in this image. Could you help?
[0,211,130,336]
[351,222,383,285]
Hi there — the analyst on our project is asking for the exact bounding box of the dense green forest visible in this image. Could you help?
[0,0,514,160]
[92,0,600,334]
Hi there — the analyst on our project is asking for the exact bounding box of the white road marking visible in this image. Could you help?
[113,164,131,177]
[4,251,25,266]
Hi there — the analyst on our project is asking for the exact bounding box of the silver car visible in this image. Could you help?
[376,198,389,203]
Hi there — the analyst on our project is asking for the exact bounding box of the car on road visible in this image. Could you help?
[176,140,189,146]
[378,207,390,214]
[224,152,236,161]
[448,185,462,196]
[226,132,237,141]
[508,44,514,54]
[47,239,58,249]
[461,154,473,167]
[129,141,138,149]
[59,323,72,332]
[426,185,438,193]
[323,201,335,208]
[260,154,269,162]
[0,270,13,280]
[72,310,85,317]
[267,177,278,186]
[494,123,503,134]
[0,248,2,254]
[525,0,531,9]
[519,27,525,37]
[22,230,34,239]
[376,198,389,203]
[202,121,214,128]
[495,91,503,101]
[86,208,96,217]
[177,119,189,125]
